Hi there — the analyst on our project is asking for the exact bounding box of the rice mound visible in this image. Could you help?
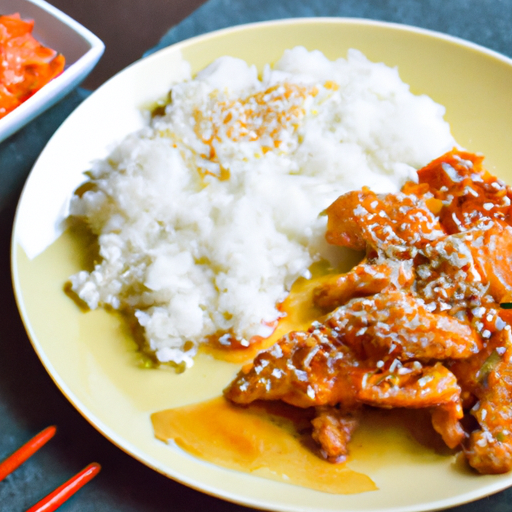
[69,47,456,368]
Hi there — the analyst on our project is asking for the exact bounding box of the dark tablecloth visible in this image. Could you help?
[1,0,512,510]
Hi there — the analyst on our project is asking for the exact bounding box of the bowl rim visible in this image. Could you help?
[0,0,104,142]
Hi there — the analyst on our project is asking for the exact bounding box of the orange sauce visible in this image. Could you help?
[151,397,377,494]
[201,257,362,363]
[152,256,378,494]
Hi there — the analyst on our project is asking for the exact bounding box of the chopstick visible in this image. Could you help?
[0,426,56,482]
[0,426,101,511]
[26,462,101,512]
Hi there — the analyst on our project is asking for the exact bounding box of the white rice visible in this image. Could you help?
[69,47,455,368]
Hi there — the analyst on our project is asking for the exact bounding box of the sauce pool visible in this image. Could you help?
[151,257,379,494]
[151,397,377,494]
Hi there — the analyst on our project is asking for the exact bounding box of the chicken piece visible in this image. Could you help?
[356,362,461,409]
[225,316,465,412]
[311,406,361,463]
[468,430,512,474]
[324,291,481,362]
[414,231,491,315]
[225,323,465,457]
[356,361,465,447]
[313,260,414,311]
[465,224,512,303]
[451,329,512,473]
[413,149,486,195]
[224,324,362,409]
[406,149,512,233]
[430,402,466,449]
[226,150,512,472]
[449,321,505,406]
[324,187,444,255]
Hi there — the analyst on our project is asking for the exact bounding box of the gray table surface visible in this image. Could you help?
[1,0,512,510]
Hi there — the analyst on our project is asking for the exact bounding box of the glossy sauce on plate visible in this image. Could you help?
[151,397,377,494]
[150,259,455,494]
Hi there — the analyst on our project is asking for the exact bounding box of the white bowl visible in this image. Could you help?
[0,0,104,143]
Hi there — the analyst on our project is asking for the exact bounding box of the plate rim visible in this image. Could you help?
[10,16,512,512]
[142,15,512,68]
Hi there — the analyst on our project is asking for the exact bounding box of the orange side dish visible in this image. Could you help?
[225,149,512,475]
[0,13,65,119]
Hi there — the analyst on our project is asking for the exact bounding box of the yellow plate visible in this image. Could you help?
[11,18,512,512]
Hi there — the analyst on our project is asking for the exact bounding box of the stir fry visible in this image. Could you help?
[225,149,512,474]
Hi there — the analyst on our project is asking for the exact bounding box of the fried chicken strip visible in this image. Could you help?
[224,325,361,409]
[465,224,512,304]
[411,149,512,234]
[324,291,481,362]
[313,260,414,311]
[324,188,444,255]
[224,310,466,458]
[225,150,512,471]
[431,402,466,449]
[451,329,512,473]
[311,406,361,463]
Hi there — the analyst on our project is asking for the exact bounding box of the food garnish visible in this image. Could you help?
[0,13,65,119]
[225,149,512,474]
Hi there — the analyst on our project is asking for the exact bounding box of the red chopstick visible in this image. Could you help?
[25,462,101,512]
[0,426,57,482]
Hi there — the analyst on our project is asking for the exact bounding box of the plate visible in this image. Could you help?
[0,0,104,143]
[11,18,512,512]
